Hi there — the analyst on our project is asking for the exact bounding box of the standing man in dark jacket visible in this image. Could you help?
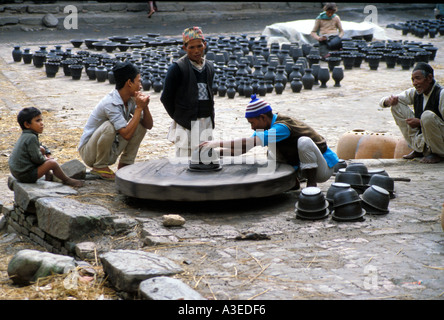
[161,26,215,159]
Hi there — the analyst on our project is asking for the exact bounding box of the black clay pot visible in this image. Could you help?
[142,76,151,91]
[95,65,108,82]
[306,54,321,67]
[70,39,83,48]
[227,84,236,99]
[12,46,22,62]
[86,64,97,80]
[290,77,303,93]
[384,53,398,68]
[301,68,315,90]
[275,79,284,94]
[45,62,59,78]
[275,68,287,88]
[367,55,381,70]
[399,55,414,70]
[326,57,341,71]
[153,77,163,93]
[332,66,344,87]
[353,53,365,68]
[342,54,355,70]
[108,70,115,84]
[243,80,253,97]
[288,65,302,82]
[69,65,83,80]
[317,67,330,88]
[22,48,33,64]
[32,53,46,68]
[258,80,267,96]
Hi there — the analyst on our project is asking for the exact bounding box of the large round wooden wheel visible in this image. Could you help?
[115,157,296,201]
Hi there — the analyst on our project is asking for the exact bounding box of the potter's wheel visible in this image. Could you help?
[115,157,296,201]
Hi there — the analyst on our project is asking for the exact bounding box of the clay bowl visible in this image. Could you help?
[361,185,390,213]
[70,39,83,48]
[335,171,364,186]
[345,162,370,184]
[295,187,330,220]
[117,44,131,52]
[84,39,99,49]
[332,201,366,222]
[368,168,389,177]
[326,182,352,204]
[369,174,395,199]
[296,187,329,212]
[332,187,361,207]
[92,41,107,51]
[333,159,347,173]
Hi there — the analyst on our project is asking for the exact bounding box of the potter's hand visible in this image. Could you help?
[406,118,421,129]
[135,91,150,109]
[384,95,398,107]
[319,35,327,41]
[199,141,219,150]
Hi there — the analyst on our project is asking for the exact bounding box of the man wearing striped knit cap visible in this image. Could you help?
[161,26,215,159]
[200,95,339,189]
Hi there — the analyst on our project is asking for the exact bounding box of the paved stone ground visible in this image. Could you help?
[0,3,443,301]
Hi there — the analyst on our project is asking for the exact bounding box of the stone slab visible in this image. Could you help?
[139,276,205,300]
[35,197,113,241]
[100,249,184,293]
[8,177,78,213]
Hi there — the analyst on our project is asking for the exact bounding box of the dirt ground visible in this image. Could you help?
[0,11,443,301]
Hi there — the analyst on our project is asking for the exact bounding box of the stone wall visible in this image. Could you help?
[2,175,124,257]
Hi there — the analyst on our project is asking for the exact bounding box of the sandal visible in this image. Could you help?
[90,168,115,181]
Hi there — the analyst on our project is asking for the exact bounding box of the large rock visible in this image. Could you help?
[139,276,205,300]
[8,177,78,213]
[42,13,58,28]
[100,249,184,293]
[7,249,76,285]
[36,197,113,241]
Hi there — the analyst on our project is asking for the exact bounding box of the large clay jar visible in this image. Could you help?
[354,132,398,159]
[367,55,382,70]
[336,129,369,160]
[12,46,22,62]
[275,79,284,94]
[153,76,163,93]
[95,65,108,82]
[227,83,236,99]
[317,67,330,88]
[22,48,33,64]
[258,79,267,96]
[290,77,303,93]
[393,138,413,158]
[301,68,314,90]
[332,66,344,87]
[44,62,59,78]
[32,52,46,68]
[69,64,83,80]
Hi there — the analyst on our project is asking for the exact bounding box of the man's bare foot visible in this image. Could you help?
[64,178,84,187]
[420,153,443,164]
[403,150,423,159]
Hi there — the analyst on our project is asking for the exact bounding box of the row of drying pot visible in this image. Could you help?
[295,163,396,222]
[387,18,444,39]
[327,41,438,71]
[70,35,182,53]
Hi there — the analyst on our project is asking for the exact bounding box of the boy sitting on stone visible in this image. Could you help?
[8,107,83,187]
